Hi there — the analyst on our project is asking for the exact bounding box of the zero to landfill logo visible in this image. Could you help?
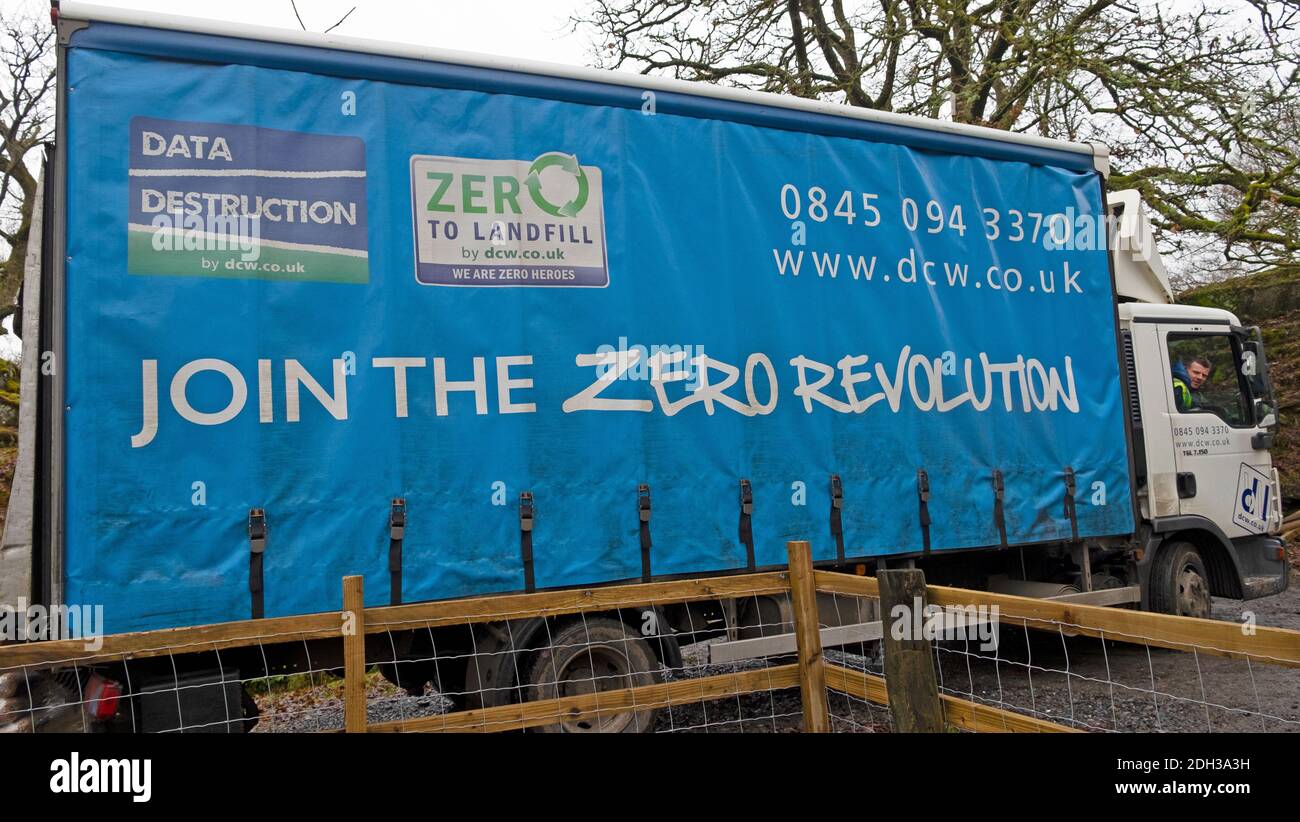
[410,152,609,287]
[127,117,369,284]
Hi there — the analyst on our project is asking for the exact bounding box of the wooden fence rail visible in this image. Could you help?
[4,540,1298,733]
[815,570,1300,668]
[823,664,1079,734]
[0,572,791,669]
[366,665,802,734]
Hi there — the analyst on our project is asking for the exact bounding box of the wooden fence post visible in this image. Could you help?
[786,540,830,733]
[343,575,367,733]
[877,568,945,732]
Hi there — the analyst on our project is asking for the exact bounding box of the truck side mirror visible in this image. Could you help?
[1254,397,1276,429]
[1241,333,1275,414]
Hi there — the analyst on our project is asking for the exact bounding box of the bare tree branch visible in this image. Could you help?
[574,0,1300,281]
[0,13,54,335]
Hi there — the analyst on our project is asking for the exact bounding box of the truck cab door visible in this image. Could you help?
[1159,325,1281,536]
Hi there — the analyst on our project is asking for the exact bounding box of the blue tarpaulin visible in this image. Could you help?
[62,24,1133,633]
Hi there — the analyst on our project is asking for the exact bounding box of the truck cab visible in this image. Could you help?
[1109,190,1287,616]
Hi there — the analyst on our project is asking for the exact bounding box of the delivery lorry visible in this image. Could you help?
[0,2,1288,732]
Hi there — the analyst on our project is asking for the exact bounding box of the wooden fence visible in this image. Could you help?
[3,540,1299,733]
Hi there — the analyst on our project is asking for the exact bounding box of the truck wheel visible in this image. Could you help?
[524,618,661,733]
[1150,541,1212,619]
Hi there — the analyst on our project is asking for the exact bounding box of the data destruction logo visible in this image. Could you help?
[410,152,609,287]
[127,117,369,284]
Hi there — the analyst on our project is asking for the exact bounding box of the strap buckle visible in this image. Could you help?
[389,498,407,540]
[248,508,267,554]
[519,491,535,532]
[739,479,753,515]
[638,484,651,522]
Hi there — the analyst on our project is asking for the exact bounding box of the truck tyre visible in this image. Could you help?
[524,618,661,733]
[1149,541,1212,619]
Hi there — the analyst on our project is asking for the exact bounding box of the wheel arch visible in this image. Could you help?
[1148,516,1245,599]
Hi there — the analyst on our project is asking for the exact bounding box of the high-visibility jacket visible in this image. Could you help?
[1172,377,1193,411]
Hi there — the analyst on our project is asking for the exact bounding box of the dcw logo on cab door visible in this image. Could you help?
[1234,462,1274,534]
[409,152,609,287]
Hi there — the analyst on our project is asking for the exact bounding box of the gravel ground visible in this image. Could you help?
[907,569,1300,733]
[654,568,1300,733]
[924,628,1297,733]
[252,673,453,733]
[651,642,809,733]
[252,570,1300,734]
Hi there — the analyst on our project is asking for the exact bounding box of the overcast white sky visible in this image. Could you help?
[49,0,595,63]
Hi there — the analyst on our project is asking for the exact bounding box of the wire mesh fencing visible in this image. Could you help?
[0,572,809,734]
[3,544,1298,734]
[815,569,1300,734]
[0,619,345,733]
[925,607,1300,733]
[355,573,809,733]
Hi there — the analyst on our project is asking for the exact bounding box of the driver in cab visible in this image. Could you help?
[1172,357,1211,412]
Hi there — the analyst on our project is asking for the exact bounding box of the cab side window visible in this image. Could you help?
[1166,333,1250,426]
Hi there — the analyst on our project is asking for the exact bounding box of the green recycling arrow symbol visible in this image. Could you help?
[525,152,589,218]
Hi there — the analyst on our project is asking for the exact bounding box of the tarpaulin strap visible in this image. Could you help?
[829,474,844,562]
[916,469,932,556]
[739,479,755,571]
[992,469,1007,548]
[519,491,535,593]
[389,498,406,605]
[247,508,267,620]
[635,483,653,582]
[1063,467,1079,543]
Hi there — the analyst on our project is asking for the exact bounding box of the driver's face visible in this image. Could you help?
[1188,362,1210,389]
